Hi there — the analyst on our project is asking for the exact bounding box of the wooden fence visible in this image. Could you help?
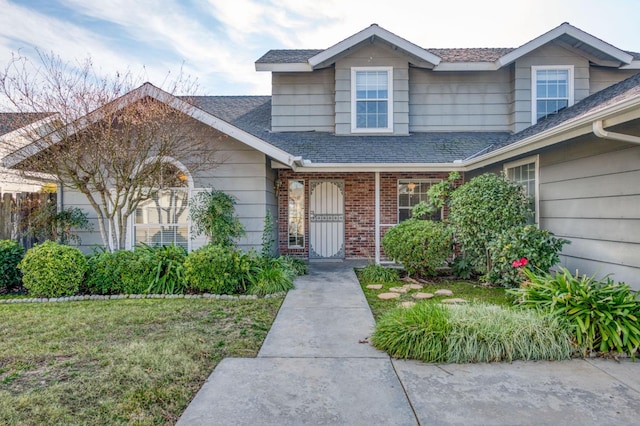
[0,192,56,249]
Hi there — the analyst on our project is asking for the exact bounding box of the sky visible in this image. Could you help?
[1,0,639,96]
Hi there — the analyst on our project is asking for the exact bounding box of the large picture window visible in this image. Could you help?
[133,162,190,250]
[398,180,442,222]
[505,156,538,224]
[288,180,305,248]
[351,67,393,133]
[532,66,574,123]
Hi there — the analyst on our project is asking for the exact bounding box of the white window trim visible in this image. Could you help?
[531,65,574,125]
[504,155,540,225]
[351,66,393,134]
[397,179,443,223]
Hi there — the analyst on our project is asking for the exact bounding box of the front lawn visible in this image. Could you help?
[0,297,283,425]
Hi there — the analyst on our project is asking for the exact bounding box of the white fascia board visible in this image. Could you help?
[294,163,465,173]
[620,61,640,70]
[308,24,440,69]
[496,23,633,68]
[433,62,499,71]
[465,95,640,170]
[255,63,313,72]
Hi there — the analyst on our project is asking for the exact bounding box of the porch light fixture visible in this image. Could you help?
[407,182,416,191]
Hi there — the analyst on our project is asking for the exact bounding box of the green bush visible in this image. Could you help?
[135,244,187,294]
[371,303,572,363]
[358,264,399,284]
[486,225,569,287]
[382,219,452,277]
[511,267,640,357]
[184,244,251,294]
[189,190,244,247]
[449,173,530,274]
[279,255,308,276]
[247,257,295,297]
[0,240,24,291]
[18,241,87,297]
[84,249,136,294]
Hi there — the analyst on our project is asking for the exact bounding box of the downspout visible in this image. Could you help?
[593,120,640,144]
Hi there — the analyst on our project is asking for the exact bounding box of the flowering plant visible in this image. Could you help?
[512,257,529,268]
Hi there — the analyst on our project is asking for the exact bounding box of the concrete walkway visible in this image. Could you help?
[177,262,640,425]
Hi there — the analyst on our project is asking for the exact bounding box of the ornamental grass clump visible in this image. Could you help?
[510,267,640,358]
[371,303,572,363]
[247,257,295,297]
[358,264,399,284]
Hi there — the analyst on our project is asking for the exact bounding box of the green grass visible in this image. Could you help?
[371,303,573,363]
[357,270,511,319]
[0,297,283,425]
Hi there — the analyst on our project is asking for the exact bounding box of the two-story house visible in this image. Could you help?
[4,22,640,287]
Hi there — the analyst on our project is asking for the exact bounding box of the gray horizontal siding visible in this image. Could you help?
[589,68,640,95]
[271,69,335,132]
[539,136,640,289]
[409,68,512,132]
[513,42,590,133]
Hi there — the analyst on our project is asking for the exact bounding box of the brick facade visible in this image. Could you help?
[277,170,462,259]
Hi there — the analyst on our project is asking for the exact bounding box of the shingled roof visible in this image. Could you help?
[0,113,54,136]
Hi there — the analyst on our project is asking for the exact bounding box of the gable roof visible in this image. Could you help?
[256,22,640,72]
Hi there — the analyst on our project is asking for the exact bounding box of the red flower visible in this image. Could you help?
[512,257,529,268]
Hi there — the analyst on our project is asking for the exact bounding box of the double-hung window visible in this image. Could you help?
[504,156,539,224]
[532,66,574,123]
[351,67,393,133]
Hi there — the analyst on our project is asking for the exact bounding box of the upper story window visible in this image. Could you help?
[532,66,574,124]
[504,156,538,224]
[351,67,393,133]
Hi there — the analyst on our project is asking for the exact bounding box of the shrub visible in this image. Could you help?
[84,249,136,294]
[358,264,399,284]
[184,244,251,294]
[135,244,187,294]
[18,241,87,297]
[511,267,640,357]
[23,202,92,246]
[279,255,308,276]
[371,303,572,363]
[0,240,24,291]
[382,219,452,277]
[247,257,295,297]
[189,190,244,247]
[449,173,530,274]
[486,225,569,287]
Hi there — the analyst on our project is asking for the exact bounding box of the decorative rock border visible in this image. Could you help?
[0,292,287,304]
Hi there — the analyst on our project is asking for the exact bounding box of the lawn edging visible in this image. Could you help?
[0,291,287,304]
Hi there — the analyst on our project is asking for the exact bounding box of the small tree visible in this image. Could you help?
[448,173,530,274]
[1,52,222,251]
[189,190,244,247]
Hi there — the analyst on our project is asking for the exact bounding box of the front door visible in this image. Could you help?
[309,180,345,259]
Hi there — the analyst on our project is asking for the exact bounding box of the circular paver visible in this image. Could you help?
[402,284,423,290]
[389,287,408,293]
[366,284,383,290]
[435,289,454,297]
[378,292,401,300]
[399,301,416,308]
[412,292,434,300]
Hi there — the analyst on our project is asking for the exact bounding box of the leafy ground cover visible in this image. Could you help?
[358,270,511,319]
[0,297,283,425]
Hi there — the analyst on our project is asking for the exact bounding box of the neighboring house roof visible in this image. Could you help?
[256,22,640,72]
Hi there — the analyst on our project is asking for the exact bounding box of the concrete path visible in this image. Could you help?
[177,262,640,425]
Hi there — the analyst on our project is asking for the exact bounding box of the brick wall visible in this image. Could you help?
[277,170,462,259]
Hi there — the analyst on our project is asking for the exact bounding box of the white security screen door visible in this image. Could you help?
[309,180,345,259]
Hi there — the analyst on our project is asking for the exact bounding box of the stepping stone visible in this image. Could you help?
[366,284,383,290]
[389,287,408,293]
[435,289,454,297]
[441,298,467,304]
[399,301,416,308]
[378,292,400,300]
[412,292,434,300]
[402,284,423,290]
